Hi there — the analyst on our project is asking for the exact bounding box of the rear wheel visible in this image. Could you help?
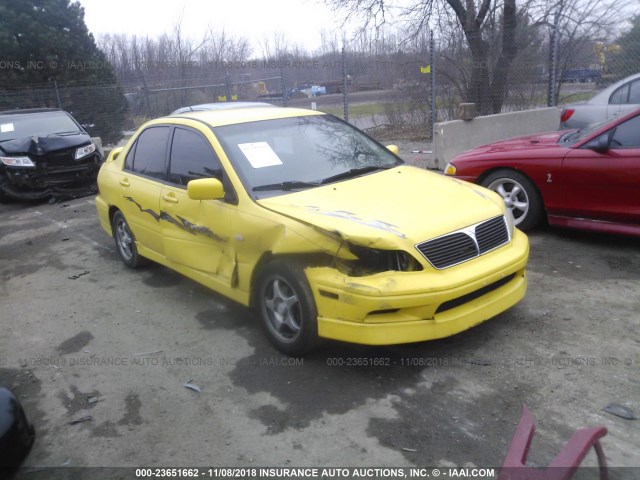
[0,190,13,203]
[255,260,318,356]
[111,210,145,268]
[481,169,544,231]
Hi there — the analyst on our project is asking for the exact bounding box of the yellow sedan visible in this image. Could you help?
[96,106,528,355]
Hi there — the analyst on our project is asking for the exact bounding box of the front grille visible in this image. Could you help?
[41,147,78,166]
[476,216,509,252]
[417,232,478,269]
[416,216,509,269]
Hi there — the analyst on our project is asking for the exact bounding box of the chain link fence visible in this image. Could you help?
[1,17,639,147]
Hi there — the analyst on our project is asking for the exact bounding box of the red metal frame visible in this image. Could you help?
[498,405,608,480]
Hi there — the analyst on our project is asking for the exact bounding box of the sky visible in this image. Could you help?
[77,0,349,53]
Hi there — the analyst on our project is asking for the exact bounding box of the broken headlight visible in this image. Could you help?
[75,143,96,160]
[339,244,423,276]
[0,156,35,167]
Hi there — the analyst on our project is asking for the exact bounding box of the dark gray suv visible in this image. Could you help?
[0,108,102,201]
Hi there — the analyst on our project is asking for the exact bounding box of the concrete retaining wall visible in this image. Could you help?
[432,107,561,169]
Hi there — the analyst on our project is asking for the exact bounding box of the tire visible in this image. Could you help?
[0,175,15,203]
[0,189,13,204]
[255,259,318,356]
[481,169,544,231]
[111,210,145,268]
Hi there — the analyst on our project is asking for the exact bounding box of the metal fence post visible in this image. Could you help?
[342,47,348,122]
[280,67,287,107]
[53,80,62,109]
[547,10,560,107]
[138,70,152,118]
[430,31,436,139]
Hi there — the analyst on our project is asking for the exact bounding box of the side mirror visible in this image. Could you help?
[593,135,610,153]
[106,146,123,162]
[591,129,615,153]
[187,178,224,200]
[386,144,399,155]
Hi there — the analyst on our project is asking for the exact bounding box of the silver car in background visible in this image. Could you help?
[561,72,640,129]
[170,102,272,115]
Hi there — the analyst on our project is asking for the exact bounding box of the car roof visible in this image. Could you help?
[590,72,640,103]
[0,108,65,116]
[171,102,273,115]
[166,106,324,127]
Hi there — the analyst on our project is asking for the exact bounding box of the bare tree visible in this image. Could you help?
[529,0,635,103]
[258,32,290,62]
[328,0,521,114]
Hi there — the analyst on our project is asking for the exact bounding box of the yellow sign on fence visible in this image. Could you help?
[420,65,431,74]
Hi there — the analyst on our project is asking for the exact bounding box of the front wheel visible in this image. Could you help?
[111,210,145,268]
[481,170,544,231]
[255,260,318,356]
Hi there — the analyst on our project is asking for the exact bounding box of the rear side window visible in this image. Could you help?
[609,84,629,104]
[168,127,222,186]
[628,80,640,104]
[129,126,170,179]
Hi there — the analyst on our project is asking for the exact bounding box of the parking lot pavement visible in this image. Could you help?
[1,197,639,471]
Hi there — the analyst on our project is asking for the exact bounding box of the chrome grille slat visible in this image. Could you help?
[416,216,509,269]
[476,216,509,253]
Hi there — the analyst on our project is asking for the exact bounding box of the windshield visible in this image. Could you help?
[559,117,612,145]
[0,111,82,142]
[213,114,403,198]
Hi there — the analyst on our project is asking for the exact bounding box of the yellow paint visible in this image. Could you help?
[96,106,529,346]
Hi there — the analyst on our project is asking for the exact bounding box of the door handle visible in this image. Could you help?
[119,178,130,187]
[162,194,178,204]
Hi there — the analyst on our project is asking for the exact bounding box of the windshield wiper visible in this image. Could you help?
[319,165,392,185]
[252,180,320,192]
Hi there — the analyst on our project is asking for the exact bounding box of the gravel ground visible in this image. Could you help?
[0,185,638,478]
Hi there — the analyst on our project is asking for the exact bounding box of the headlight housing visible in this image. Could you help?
[504,206,515,239]
[444,162,457,176]
[75,143,96,160]
[339,244,423,276]
[0,156,36,167]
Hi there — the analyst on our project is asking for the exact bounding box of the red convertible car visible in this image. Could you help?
[444,108,640,237]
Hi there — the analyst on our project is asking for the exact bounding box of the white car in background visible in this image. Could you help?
[561,72,640,129]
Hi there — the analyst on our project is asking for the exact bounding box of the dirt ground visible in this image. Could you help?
[0,157,638,477]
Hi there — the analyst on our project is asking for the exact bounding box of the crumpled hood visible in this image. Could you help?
[258,165,506,250]
[0,133,91,157]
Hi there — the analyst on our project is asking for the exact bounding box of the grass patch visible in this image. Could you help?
[558,91,596,104]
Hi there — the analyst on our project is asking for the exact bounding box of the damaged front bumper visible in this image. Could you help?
[306,230,529,345]
[0,157,100,200]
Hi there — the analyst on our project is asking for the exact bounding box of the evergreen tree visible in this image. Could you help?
[0,0,127,144]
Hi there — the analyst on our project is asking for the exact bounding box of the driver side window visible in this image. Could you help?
[168,127,222,186]
[610,115,640,147]
[168,127,238,203]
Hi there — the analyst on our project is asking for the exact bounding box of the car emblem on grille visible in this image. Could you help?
[415,216,509,270]
[462,226,480,251]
